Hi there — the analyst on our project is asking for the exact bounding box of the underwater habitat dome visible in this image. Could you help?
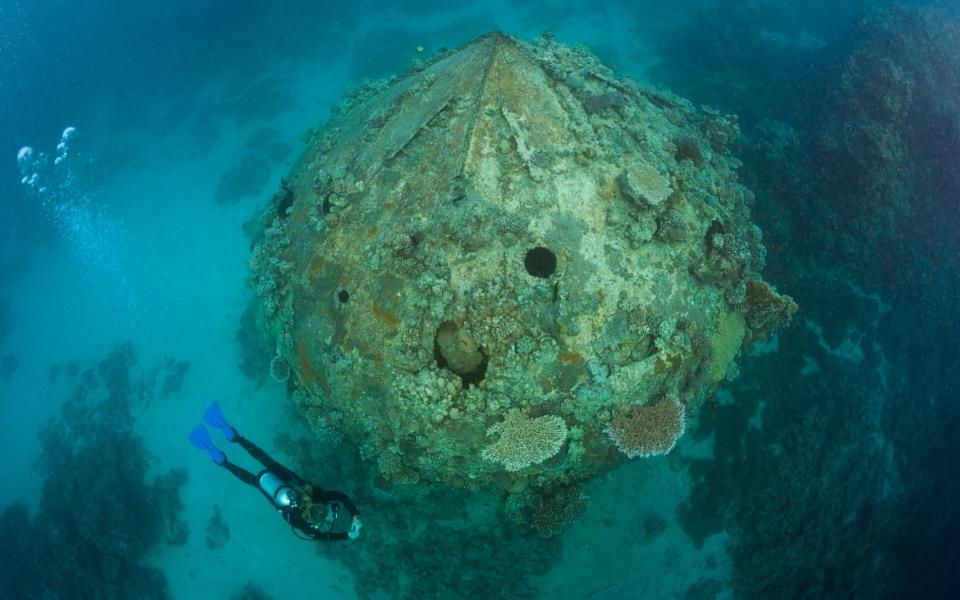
[249,31,797,495]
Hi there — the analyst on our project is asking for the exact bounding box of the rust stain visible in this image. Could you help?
[654,354,681,375]
[371,302,401,326]
[288,185,308,227]
[559,352,582,364]
[368,224,379,237]
[289,207,306,226]
[297,339,329,393]
[308,254,328,279]
[297,339,318,383]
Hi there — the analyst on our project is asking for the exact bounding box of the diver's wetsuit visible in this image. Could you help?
[221,435,360,541]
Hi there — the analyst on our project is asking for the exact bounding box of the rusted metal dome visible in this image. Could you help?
[249,32,795,493]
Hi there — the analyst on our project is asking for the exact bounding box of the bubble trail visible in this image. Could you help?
[17,127,139,325]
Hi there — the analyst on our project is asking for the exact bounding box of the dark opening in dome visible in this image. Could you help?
[338,289,350,303]
[433,321,487,387]
[524,247,557,278]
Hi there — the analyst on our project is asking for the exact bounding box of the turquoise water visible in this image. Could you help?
[1,1,958,598]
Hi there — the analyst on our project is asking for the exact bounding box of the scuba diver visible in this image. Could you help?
[189,402,362,542]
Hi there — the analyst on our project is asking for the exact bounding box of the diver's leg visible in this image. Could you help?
[233,435,300,483]
[220,459,259,486]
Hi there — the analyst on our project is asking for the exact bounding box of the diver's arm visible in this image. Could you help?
[317,490,360,518]
[286,509,351,542]
[307,529,350,542]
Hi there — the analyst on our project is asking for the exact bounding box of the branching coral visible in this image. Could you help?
[481,412,568,471]
[525,485,588,537]
[745,280,799,342]
[605,395,686,458]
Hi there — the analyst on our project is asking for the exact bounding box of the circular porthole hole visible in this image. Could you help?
[524,247,557,278]
[337,289,350,304]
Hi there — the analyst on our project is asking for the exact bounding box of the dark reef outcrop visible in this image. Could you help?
[0,344,189,599]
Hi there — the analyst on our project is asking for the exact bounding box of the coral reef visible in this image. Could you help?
[46,361,80,384]
[743,280,799,344]
[679,279,899,597]
[247,32,794,521]
[159,357,190,399]
[230,583,277,600]
[522,485,589,538]
[637,513,667,541]
[682,6,960,595]
[624,2,960,598]
[604,395,685,458]
[807,5,960,277]
[215,128,291,204]
[645,0,861,127]
[206,505,231,549]
[0,344,189,599]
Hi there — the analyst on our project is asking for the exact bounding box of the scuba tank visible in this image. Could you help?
[258,471,297,508]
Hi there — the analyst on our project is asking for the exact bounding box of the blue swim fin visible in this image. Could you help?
[189,425,226,465]
[203,402,236,441]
